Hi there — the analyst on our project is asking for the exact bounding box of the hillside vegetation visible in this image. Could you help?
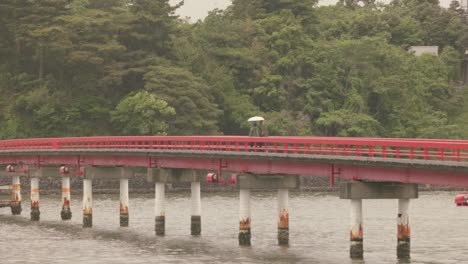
[0,0,467,138]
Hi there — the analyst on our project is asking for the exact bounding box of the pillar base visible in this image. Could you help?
[83,213,92,228]
[155,216,165,236]
[61,208,72,220]
[11,202,22,215]
[278,227,289,245]
[350,241,363,259]
[397,240,410,259]
[239,228,251,246]
[30,207,40,221]
[191,215,201,235]
[120,213,129,227]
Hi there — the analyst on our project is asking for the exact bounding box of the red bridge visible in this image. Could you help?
[0,136,466,187]
[0,135,467,260]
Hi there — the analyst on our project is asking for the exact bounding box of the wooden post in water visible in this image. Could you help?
[155,182,165,235]
[350,199,363,259]
[239,189,251,246]
[277,188,289,245]
[82,178,92,227]
[397,198,410,259]
[11,175,22,215]
[30,177,40,221]
[120,178,129,227]
[191,181,201,235]
[61,176,72,220]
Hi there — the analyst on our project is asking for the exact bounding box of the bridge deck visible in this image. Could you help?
[0,136,467,187]
[0,148,468,173]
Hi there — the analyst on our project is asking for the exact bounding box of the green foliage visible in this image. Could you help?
[230,0,317,20]
[111,91,175,135]
[0,0,467,139]
[143,65,222,135]
[267,110,313,136]
[119,0,182,55]
[316,110,380,137]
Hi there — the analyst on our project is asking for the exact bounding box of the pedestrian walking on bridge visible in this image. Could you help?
[248,116,264,150]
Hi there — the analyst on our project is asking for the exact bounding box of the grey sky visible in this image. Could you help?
[171,0,456,22]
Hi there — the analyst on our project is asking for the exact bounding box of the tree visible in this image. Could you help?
[111,91,175,135]
[0,0,466,139]
[60,0,128,97]
[119,0,182,56]
[8,0,73,80]
[143,65,222,135]
[231,0,317,19]
[316,110,380,136]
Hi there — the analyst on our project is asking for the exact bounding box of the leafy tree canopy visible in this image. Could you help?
[0,0,467,139]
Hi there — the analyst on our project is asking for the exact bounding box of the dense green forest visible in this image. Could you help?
[1,0,468,138]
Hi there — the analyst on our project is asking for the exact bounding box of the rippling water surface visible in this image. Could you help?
[0,191,466,263]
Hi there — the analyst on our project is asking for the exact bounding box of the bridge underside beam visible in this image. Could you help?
[147,168,205,183]
[340,182,418,199]
[0,155,467,187]
[83,166,134,179]
[237,174,299,189]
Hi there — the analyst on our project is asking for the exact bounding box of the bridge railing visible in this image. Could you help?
[0,136,468,162]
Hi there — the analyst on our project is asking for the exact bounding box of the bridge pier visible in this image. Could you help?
[397,198,410,259]
[82,178,92,228]
[277,189,289,245]
[350,199,363,259]
[191,181,201,235]
[30,177,40,221]
[61,176,72,220]
[11,175,21,215]
[148,168,205,236]
[120,178,129,227]
[239,189,251,246]
[340,182,418,259]
[237,174,299,246]
[80,166,134,227]
[155,182,165,235]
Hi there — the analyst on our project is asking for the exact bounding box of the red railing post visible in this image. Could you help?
[369,145,374,158]
[439,148,444,161]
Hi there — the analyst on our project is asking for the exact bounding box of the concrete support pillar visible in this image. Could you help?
[120,178,129,227]
[30,177,40,221]
[239,189,251,246]
[350,199,363,259]
[277,189,289,245]
[61,176,72,220]
[82,179,92,228]
[155,182,165,236]
[191,181,201,235]
[11,175,21,215]
[397,198,411,259]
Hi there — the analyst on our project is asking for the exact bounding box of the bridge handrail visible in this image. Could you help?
[0,136,467,161]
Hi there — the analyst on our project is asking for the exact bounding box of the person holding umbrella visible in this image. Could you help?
[248,116,264,151]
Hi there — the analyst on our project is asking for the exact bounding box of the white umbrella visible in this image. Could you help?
[248,116,264,122]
